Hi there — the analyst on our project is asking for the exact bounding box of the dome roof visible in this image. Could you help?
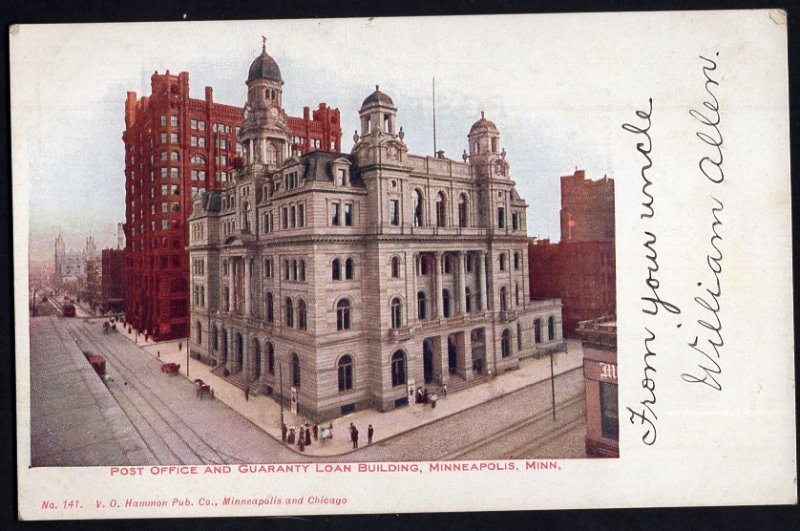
[469,111,499,135]
[361,85,395,108]
[247,45,282,84]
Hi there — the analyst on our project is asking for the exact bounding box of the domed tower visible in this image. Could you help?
[467,111,509,179]
[352,85,407,165]
[239,38,292,168]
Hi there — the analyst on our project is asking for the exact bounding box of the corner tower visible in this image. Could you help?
[239,38,291,168]
[467,111,509,180]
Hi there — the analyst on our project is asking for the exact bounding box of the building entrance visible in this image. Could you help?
[423,338,434,383]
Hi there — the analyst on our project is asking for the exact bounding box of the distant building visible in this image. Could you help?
[187,43,563,422]
[123,62,343,340]
[529,170,616,337]
[101,249,127,313]
[560,169,614,243]
[54,234,100,279]
[84,258,102,305]
[577,315,618,458]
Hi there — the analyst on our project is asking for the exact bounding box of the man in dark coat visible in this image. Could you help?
[281,423,287,443]
[349,423,356,448]
[305,425,312,446]
[353,426,359,449]
[368,424,374,444]
[313,424,319,440]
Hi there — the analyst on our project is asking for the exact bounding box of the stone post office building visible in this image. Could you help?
[187,45,564,421]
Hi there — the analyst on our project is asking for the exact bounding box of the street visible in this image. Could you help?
[30,314,587,465]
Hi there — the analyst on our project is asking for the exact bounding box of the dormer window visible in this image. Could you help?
[337,168,346,186]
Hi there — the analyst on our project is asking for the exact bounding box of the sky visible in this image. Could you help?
[12,15,624,263]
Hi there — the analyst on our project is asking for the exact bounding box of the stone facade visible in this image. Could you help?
[188,47,564,422]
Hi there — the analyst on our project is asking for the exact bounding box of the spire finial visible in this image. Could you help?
[262,35,267,53]
[375,84,380,91]
[481,110,485,119]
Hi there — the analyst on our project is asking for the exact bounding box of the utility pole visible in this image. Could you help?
[432,77,437,156]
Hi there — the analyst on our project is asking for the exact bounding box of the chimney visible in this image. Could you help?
[205,86,213,103]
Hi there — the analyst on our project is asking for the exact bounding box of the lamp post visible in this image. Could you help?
[278,362,285,427]
[550,350,556,421]
[186,342,189,379]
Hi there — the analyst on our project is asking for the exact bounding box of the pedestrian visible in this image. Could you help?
[299,433,305,452]
[422,388,429,404]
[297,426,304,447]
[313,423,319,441]
[368,424,374,444]
[281,423,287,443]
[353,426,359,449]
[305,425,312,446]
[430,393,438,409]
[288,427,295,445]
[443,383,448,397]
[349,424,356,448]
[178,341,182,351]
[244,384,249,401]
[416,387,423,404]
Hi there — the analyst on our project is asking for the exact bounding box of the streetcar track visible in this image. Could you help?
[67,319,230,465]
[440,395,584,460]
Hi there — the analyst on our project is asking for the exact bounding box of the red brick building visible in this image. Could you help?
[560,169,614,243]
[124,61,343,340]
[529,170,615,337]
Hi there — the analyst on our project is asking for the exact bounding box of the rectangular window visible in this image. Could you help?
[512,212,519,230]
[172,185,179,195]
[282,207,288,229]
[191,119,198,129]
[298,204,305,227]
[160,133,167,144]
[162,202,168,213]
[171,203,180,212]
[344,204,353,226]
[331,203,340,225]
[161,167,167,178]
[290,205,296,228]
[171,167,179,178]
[337,168,346,186]
[161,185,168,196]
[191,170,198,180]
[191,136,198,147]
[170,133,179,144]
[600,382,619,440]
[170,116,178,127]
[389,199,400,226]
[160,115,167,126]
[264,258,272,278]
[497,207,506,228]
[198,121,205,131]
[161,219,168,230]
[198,137,206,148]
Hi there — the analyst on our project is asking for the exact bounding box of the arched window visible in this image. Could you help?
[417,291,427,320]
[435,191,447,227]
[266,292,274,322]
[192,155,205,164]
[345,258,354,280]
[500,287,508,312]
[534,318,542,343]
[515,283,521,306]
[391,256,400,278]
[332,258,341,280]
[337,299,351,330]
[499,253,506,271]
[299,260,306,282]
[391,297,402,329]
[267,342,275,374]
[514,252,521,270]
[419,255,431,275]
[443,254,452,274]
[501,328,511,358]
[391,350,406,387]
[298,299,307,330]
[465,287,472,313]
[196,321,202,344]
[285,298,294,328]
[338,355,354,391]
[548,315,555,341]
[211,325,218,350]
[442,289,451,318]
[458,193,468,227]
[412,189,424,227]
[292,353,300,387]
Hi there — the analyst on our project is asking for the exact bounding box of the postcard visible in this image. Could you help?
[11,10,795,519]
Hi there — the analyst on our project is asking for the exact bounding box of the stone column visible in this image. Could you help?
[228,260,234,313]
[478,251,487,312]
[411,253,418,322]
[457,251,467,315]
[248,139,254,164]
[244,257,252,317]
[434,251,443,319]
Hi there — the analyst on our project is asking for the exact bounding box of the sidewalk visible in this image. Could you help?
[117,323,583,457]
